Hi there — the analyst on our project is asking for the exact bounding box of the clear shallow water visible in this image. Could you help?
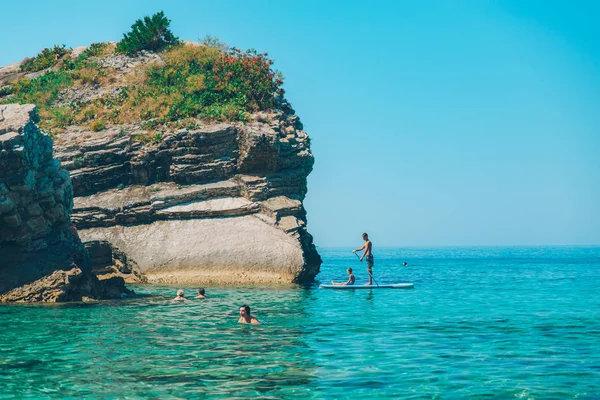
[1,247,599,399]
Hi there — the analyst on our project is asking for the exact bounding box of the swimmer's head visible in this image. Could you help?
[240,305,250,316]
[198,288,205,295]
[347,268,353,274]
[177,289,184,297]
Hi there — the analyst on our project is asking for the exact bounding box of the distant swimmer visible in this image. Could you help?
[353,232,374,285]
[195,288,207,299]
[173,289,187,302]
[238,305,260,325]
[331,268,355,286]
[403,262,408,267]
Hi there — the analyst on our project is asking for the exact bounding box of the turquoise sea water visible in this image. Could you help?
[1,247,599,399]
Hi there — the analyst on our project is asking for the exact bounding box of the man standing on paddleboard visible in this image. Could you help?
[353,233,374,285]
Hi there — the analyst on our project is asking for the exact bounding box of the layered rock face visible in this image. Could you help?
[53,111,321,285]
[0,104,130,301]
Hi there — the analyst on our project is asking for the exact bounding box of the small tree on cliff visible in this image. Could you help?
[116,11,180,55]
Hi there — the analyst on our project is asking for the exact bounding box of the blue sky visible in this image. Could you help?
[1,0,598,246]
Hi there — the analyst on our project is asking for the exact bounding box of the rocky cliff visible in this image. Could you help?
[53,112,321,285]
[1,42,321,287]
[0,104,130,301]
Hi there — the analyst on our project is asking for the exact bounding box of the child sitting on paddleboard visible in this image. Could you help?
[332,268,355,286]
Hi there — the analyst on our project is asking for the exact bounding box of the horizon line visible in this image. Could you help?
[316,244,600,248]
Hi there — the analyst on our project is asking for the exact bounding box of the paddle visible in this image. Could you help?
[354,252,379,287]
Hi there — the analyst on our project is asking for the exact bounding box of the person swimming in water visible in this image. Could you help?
[173,289,187,302]
[331,268,355,286]
[238,305,260,325]
[195,288,207,299]
[353,232,374,285]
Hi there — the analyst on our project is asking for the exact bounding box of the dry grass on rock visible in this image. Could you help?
[0,41,284,137]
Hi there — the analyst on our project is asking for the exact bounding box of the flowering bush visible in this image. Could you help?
[122,44,283,122]
[210,48,283,112]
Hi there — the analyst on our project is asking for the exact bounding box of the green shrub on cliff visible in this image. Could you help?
[116,11,180,55]
[90,120,105,131]
[6,71,73,133]
[10,71,72,108]
[82,42,111,58]
[0,85,13,97]
[20,45,71,73]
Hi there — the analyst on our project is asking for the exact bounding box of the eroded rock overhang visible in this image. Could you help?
[54,120,322,285]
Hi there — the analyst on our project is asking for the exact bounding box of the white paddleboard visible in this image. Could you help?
[319,283,414,290]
